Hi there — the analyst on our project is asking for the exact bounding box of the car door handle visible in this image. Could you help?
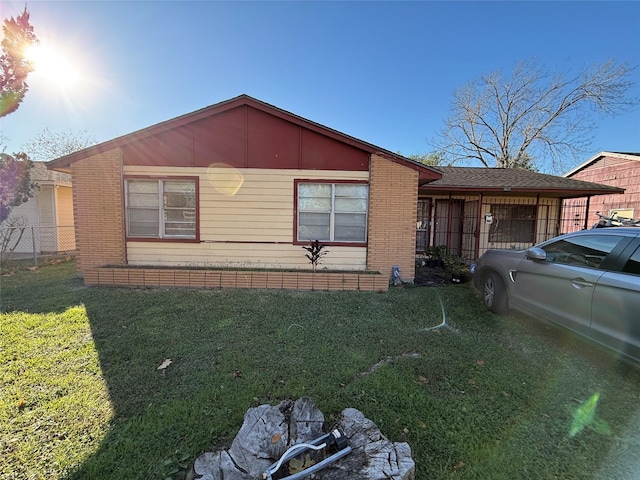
[571,278,594,288]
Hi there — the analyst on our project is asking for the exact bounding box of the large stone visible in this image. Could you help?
[191,397,414,480]
[290,396,325,443]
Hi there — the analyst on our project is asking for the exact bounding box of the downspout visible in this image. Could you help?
[584,196,592,230]
[446,192,453,253]
[533,193,540,244]
[554,198,562,235]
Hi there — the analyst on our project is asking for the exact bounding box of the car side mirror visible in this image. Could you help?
[526,247,547,261]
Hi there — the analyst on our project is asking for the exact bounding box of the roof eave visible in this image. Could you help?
[47,95,253,171]
[418,185,625,198]
[46,95,443,180]
[563,151,640,178]
[373,151,442,181]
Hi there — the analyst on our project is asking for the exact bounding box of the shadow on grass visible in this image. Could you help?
[62,283,459,479]
[1,260,85,314]
[4,262,640,480]
[70,284,640,480]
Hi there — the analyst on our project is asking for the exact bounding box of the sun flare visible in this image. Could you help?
[24,43,82,89]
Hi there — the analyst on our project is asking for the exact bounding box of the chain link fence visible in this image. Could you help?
[1,224,76,268]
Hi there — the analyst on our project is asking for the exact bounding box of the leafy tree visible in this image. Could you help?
[1,7,38,117]
[407,151,447,166]
[508,152,538,172]
[434,59,639,172]
[22,128,97,161]
[0,152,37,224]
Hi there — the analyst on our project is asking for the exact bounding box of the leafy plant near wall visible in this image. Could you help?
[302,239,328,272]
[444,255,472,283]
[423,245,448,268]
[417,245,472,283]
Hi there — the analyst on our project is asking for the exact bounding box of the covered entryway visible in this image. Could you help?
[415,166,624,262]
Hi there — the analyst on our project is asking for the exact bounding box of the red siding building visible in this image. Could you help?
[564,152,640,229]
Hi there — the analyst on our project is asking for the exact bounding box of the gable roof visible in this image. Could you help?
[419,166,625,198]
[563,151,640,178]
[47,94,441,182]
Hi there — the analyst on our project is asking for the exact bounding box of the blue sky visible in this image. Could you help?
[2,1,639,172]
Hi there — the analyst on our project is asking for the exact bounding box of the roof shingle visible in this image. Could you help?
[419,166,624,198]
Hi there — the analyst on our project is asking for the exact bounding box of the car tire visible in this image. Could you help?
[482,272,508,314]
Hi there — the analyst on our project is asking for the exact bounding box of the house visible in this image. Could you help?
[47,94,442,290]
[0,162,75,255]
[563,152,640,230]
[415,166,624,261]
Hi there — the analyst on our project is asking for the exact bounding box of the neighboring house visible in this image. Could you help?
[563,152,640,230]
[47,94,442,289]
[415,166,623,261]
[1,162,75,255]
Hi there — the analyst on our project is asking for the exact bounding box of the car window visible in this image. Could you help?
[541,234,625,269]
[622,245,640,275]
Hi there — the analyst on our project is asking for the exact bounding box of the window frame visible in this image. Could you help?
[293,179,369,246]
[622,244,640,275]
[124,176,200,242]
[540,233,626,270]
[488,204,537,244]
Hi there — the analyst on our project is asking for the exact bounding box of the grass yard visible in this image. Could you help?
[1,259,640,480]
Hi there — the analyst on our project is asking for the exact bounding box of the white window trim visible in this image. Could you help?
[125,178,197,240]
[297,182,368,244]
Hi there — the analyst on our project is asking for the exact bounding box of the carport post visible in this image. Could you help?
[583,196,592,230]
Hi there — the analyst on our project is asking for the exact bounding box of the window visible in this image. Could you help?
[610,208,634,221]
[488,205,536,243]
[125,178,197,239]
[542,234,624,269]
[297,182,368,243]
[623,245,640,275]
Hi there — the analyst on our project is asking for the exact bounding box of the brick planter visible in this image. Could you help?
[83,267,389,292]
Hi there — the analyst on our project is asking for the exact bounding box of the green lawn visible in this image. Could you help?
[1,260,639,480]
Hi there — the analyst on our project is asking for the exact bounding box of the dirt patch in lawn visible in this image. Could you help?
[413,265,454,287]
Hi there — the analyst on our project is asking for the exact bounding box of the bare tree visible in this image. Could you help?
[434,59,638,172]
[22,128,97,161]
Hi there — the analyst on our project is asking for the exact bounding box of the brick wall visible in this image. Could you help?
[367,154,418,282]
[67,148,418,285]
[71,148,126,274]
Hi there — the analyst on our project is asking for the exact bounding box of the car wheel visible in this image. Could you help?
[482,272,508,314]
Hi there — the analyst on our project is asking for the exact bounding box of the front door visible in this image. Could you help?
[416,198,432,253]
[434,199,463,256]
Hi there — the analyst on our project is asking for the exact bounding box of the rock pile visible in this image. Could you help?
[191,397,414,480]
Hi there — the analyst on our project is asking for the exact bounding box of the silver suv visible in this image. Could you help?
[473,228,640,365]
